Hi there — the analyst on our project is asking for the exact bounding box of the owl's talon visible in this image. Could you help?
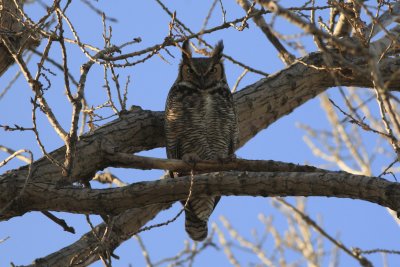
[228,153,237,161]
[214,153,236,164]
[182,153,201,167]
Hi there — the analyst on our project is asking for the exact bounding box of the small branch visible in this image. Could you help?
[135,172,195,235]
[31,99,64,170]
[356,248,400,256]
[135,208,184,235]
[199,0,219,42]
[26,204,172,266]
[41,211,75,234]
[256,0,366,55]
[276,198,372,267]
[231,68,248,93]
[155,0,269,76]
[328,98,395,144]
[30,48,79,86]
[369,57,400,157]
[369,25,400,57]
[80,0,118,22]
[0,236,10,244]
[363,2,400,39]
[93,172,127,187]
[55,8,73,102]
[219,216,274,266]
[229,0,255,31]
[0,149,32,167]
[63,45,122,177]
[0,52,34,101]
[0,146,31,164]
[212,222,241,267]
[56,7,101,63]
[134,235,154,267]
[237,0,295,65]
[105,152,326,173]
[104,11,264,62]
[332,0,360,38]
[379,159,399,179]
[1,36,68,139]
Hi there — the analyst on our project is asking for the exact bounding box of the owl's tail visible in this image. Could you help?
[184,197,216,241]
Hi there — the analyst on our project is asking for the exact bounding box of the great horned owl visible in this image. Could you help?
[165,40,238,241]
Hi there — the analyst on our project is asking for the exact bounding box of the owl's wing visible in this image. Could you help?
[229,94,239,156]
[165,85,181,179]
[165,83,186,160]
[166,138,181,159]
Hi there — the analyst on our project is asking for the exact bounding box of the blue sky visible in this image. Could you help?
[1,1,399,266]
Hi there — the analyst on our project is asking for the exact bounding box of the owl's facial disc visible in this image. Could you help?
[181,58,223,89]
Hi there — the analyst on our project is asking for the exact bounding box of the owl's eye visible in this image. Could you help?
[187,67,194,74]
[209,66,217,73]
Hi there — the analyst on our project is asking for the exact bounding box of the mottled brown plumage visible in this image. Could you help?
[165,40,238,241]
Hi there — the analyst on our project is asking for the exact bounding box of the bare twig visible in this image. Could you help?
[80,0,118,22]
[276,198,373,267]
[219,216,275,266]
[0,236,10,244]
[154,0,269,76]
[213,222,241,267]
[329,98,395,142]
[135,235,154,267]
[237,0,295,65]
[93,172,127,187]
[41,211,75,234]
[0,145,31,164]
[199,0,219,43]
[231,68,248,93]
[0,148,32,167]
[256,0,365,55]
[357,248,400,256]
[133,170,195,235]
[1,36,68,139]
[0,52,33,101]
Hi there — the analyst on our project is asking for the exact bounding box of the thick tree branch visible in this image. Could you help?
[1,169,399,219]
[234,53,400,146]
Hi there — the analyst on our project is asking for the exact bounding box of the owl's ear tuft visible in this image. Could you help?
[212,40,224,60]
[182,40,192,61]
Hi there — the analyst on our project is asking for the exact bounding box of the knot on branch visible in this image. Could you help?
[100,137,118,155]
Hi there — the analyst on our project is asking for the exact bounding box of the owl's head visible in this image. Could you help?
[179,40,225,89]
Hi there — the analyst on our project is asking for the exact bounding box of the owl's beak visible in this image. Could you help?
[199,76,206,88]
